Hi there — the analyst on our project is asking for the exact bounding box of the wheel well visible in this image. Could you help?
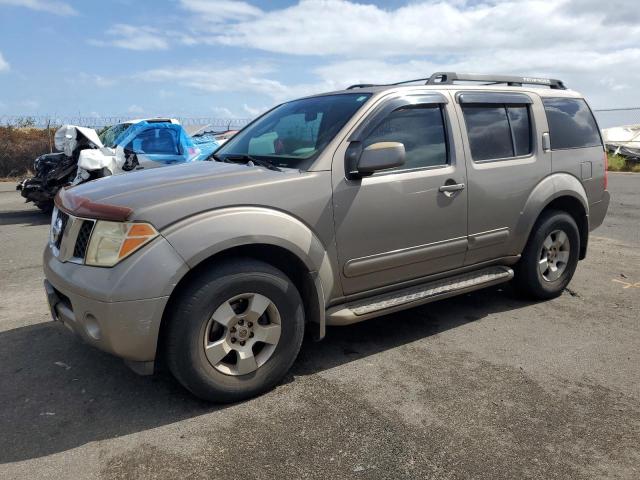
[539,196,588,260]
[157,244,321,360]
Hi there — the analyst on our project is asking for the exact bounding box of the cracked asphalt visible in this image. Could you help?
[0,174,639,479]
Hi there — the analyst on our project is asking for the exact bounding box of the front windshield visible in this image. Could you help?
[216,93,372,170]
[99,123,132,148]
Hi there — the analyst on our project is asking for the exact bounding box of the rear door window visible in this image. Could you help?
[462,105,532,161]
[542,98,602,150]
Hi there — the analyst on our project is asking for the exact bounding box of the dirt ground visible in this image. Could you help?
[0,174,638,479]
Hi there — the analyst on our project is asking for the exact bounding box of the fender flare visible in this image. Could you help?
[162,206,336,337]
[513,173,589,253]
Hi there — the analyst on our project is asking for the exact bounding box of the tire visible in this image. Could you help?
[164,258,305,403]
[514,210,580,300]
[35,201,53,214]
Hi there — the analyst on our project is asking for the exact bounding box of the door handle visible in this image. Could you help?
[439,183,465,197]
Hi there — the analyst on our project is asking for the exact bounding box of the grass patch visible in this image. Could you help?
[607,153,640,172]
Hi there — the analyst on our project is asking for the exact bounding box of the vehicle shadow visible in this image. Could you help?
[0,208,50,226]
[0,284,534,463]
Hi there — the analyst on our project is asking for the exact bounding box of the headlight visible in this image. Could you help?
[85,221,158,267]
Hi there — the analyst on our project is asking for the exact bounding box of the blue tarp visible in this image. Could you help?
[101,120,219,163]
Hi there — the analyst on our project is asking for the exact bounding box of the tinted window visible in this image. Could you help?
[507,106,531,156]
[543,98,602,149]
[463,106,513,160]
[364,105,447,170]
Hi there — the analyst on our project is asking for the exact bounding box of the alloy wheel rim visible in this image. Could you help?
[538,229,571,282]
[203,293,281,376]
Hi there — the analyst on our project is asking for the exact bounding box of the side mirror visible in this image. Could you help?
[357,142,405,175]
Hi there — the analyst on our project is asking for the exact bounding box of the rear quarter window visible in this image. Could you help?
[542,98,602,150]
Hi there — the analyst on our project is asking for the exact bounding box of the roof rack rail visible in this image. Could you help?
[346,83,380,89]
[426,72,567,90]
[346,72,567,90]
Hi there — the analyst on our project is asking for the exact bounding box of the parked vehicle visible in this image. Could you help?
[16,125,102,212]
[602,124,640,160]
[190,125,240,147]
[43,72,610,403]
[17,118,219,212]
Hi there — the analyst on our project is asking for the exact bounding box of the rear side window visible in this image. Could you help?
[364,105,448,170]
[542,98,602,150]
[462,105,532,161]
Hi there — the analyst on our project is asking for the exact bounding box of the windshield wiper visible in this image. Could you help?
[222,154,282,172]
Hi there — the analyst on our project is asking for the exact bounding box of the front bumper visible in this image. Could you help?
[43,236,189,365]
[44,278,168,362]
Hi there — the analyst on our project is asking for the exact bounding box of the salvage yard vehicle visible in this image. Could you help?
[17,118,219,212]
[43,72,610,403]
[602,124,640,161]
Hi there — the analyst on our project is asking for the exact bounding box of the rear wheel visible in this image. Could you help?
[514,210,580,299]
[165,259,305,403]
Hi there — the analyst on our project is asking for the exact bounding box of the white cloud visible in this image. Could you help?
[114,1,640,107]
[179,0,262,22]
[242,104,268,117]
[20,99,39,110]
[0,0,77,16]
[90,24,169,51]
[127,104,144,114]
[75,72,117,87]
[90,23,201,51]
[211,106,236,118]
[196,0,640,60]
[0,51,9,72]
[134,64,307,101]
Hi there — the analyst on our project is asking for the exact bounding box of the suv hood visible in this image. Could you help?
[60,161,308,228]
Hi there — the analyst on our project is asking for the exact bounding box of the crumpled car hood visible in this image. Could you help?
[54,125,103,156]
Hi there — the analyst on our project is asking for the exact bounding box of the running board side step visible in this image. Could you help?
[326,266,514,326]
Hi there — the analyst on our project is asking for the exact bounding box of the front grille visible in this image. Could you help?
[51,209,95,263]
[73,220,94,259]
[54,210,69,249]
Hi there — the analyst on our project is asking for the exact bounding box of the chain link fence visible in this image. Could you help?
[1,108,638,130]
[1,108,639,177]
[0,115,252,130]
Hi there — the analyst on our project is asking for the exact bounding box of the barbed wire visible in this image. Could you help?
[1,108,639,133]
[0,115,252,129]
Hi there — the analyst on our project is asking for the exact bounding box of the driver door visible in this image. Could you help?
[332,93,469,295]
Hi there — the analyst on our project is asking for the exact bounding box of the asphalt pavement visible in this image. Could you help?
[0,174,638,479]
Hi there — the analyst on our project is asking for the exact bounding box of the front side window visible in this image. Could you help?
[542,98,602,150]
[99,123,131,148]
[131,128,180,155]
[462,105,532,161]
[364,105,448,171]
[216,93,371,170]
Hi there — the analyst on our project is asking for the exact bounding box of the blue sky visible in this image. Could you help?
[0,0,638,118]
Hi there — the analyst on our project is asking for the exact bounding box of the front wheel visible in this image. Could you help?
[164,259,305,403]
[514,210,580,299]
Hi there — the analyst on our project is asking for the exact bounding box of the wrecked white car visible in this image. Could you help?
[602,124,640,160]
[17,118,220,212]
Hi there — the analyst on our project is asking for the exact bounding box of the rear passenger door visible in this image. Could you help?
[455,92,551,265]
